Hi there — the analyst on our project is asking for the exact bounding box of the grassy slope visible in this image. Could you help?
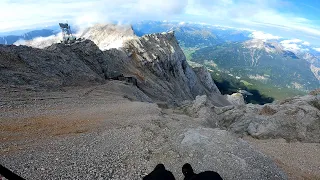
[182,47,306,101]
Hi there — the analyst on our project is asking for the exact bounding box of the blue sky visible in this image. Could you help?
[1,0,320,47]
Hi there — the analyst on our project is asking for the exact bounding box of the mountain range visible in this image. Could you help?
[0,29,55,45]
[1,23,320,179]
[1,21,319,101]
[132,21,320,100]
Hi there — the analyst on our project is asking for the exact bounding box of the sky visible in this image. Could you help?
[1,0,320,47]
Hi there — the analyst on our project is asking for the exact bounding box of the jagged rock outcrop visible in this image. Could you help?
[192,66,220,94]
[106,31,230,106]
[310,89,320,96]
[226,93,245,105]
[311,64,320,81]
[0,40,107,87]
[185,94,320,143]
[1,25,230,106]
[80,24,137,50]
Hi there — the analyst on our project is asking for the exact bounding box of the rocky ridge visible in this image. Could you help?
[1,24,319,179]
[0,26,229,106]
[0,40,106,88]
[119,32,229,106]
[184,94,320,143]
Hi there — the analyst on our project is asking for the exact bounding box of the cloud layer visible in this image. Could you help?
[1,0,320,45]
[250,31,281,41]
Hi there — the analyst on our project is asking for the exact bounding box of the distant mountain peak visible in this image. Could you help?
[79,24,137,50]
[243,39,283,53]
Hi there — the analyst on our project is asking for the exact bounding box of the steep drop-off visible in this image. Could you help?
[0,27,229,106]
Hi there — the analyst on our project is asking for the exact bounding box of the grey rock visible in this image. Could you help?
[209,95,320,142]
[178,128,287,180]
[0,40,107,88]
[193,66,220,94]
[226,93,245,106]
[1,26,229,107]
[0,86,288,179]
[106,32,230,106]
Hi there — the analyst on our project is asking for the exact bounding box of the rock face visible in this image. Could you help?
[109,31,230,106]
[193,66,221,94]
[80,24,137,50]
[186,95,320,143]
[226,93,245,105]
[0,25,229,106]
[179,128,287,180]
[0,40,107,87]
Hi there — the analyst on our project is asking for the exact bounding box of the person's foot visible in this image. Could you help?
[182,163,223,180]
[143,164,176,180]
[182,163,196,179]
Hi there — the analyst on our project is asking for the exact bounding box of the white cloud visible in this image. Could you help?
[0,0,320,46]
[281,39,302,44]
[281,43,301,52]
[250,31,281,41]
[314,48,320,52]
[280,38,311,52]
[0,0,188,32]
[14,34,61,48]
[185,0,320,44]
[302,41,310,46]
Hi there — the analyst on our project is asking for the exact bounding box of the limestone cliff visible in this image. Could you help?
[108,31,229,106]
[0,25,229,106]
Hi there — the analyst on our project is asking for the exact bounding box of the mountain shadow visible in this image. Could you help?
[214,80,274,105]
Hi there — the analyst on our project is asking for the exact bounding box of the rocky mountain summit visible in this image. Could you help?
[0,40,106,87]
[0,26,228,106]
[80,24,137,50]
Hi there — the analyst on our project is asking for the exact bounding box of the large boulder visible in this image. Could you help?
[178,128,287,180]
[193,66,220,94]
[226,93,245,106]
[210,95,320,143]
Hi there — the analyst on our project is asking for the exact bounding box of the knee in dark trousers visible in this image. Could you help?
[182,163,223,180]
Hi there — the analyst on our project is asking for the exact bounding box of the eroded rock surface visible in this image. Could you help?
[226,93,245,106]
[185,95,320,143]
[1,27,230,106]
[0,40,107,87]
[114,32,230,106]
